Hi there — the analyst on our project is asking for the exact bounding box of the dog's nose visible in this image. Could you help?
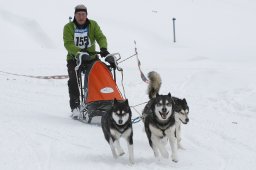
[118,120,123,124]
[185,118,189,123]
[162,107,167,112]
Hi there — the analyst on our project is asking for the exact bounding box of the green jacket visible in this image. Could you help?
[63,19,107,61]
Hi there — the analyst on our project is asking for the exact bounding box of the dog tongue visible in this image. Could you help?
[161,113,166,119]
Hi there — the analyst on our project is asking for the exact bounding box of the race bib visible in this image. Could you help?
[74,28,91,48]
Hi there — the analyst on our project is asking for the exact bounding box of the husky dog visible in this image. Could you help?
[142,72,178,162]
[143,93,178,162]
[101,99,134,164]
[173,97,189,149]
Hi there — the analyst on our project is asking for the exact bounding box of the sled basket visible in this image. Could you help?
[76,53,124,123]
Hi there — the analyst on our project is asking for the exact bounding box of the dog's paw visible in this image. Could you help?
[118,151,125,156]
[171,155,178,163]
[155,156,161,162]
[129,159,135,165]
[153,151,160,158]
[172,159,178,163]
[178,144,185,150]
[178,142,185,149]
[112,153,118,159]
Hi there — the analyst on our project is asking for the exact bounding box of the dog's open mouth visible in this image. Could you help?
[159,111,169,119]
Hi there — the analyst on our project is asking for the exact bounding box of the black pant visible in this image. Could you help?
[67,56,100,111]
[67,60,80,111]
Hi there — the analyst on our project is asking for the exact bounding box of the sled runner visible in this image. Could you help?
[74,52,125,124]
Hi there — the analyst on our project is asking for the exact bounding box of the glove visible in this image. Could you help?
[78,49,92,62]
[75,52,91,66]
[100,48,110,58]
[105,55,116,69]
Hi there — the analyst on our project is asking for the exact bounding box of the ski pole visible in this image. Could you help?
[172,18,176,43]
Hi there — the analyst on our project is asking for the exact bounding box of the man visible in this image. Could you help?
[63,4,113,118]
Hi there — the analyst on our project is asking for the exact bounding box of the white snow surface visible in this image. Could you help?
[1,0,256,169]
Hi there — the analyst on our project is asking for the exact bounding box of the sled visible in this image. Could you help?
[74,52,125,124]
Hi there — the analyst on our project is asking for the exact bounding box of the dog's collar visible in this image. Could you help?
[156,118,174,130]
[111,120,131,134]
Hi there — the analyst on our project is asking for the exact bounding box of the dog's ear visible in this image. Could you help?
[182,98,187,104]
[125,99,129,105]
[168,92,172,97]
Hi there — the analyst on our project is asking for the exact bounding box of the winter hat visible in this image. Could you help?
[74,4,87,14]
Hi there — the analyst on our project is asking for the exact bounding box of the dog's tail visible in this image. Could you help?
[147,71,162,99]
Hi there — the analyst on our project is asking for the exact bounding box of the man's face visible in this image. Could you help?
[75,11,87,25]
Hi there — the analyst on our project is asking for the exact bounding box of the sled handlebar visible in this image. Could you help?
[75,52,123,72]
[105,53,121,61]
[79,51,121,59]
[105,53,123,71]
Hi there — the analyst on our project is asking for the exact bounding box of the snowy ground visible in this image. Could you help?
[0,0,256,170]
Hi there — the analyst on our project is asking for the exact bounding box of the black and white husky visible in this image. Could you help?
[173,97,189,149]
[142,71,178,162]
[101,99,134,164]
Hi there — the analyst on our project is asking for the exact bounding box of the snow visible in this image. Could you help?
[0,0,256,169]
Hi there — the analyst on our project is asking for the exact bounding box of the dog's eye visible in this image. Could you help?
[181,110,186,115]
[157,103,162,106]
[167,103,172,107]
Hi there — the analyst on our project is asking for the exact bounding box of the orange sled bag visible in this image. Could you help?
[83,60,124,120]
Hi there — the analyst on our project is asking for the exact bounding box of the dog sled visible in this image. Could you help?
[75,52,125,124]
